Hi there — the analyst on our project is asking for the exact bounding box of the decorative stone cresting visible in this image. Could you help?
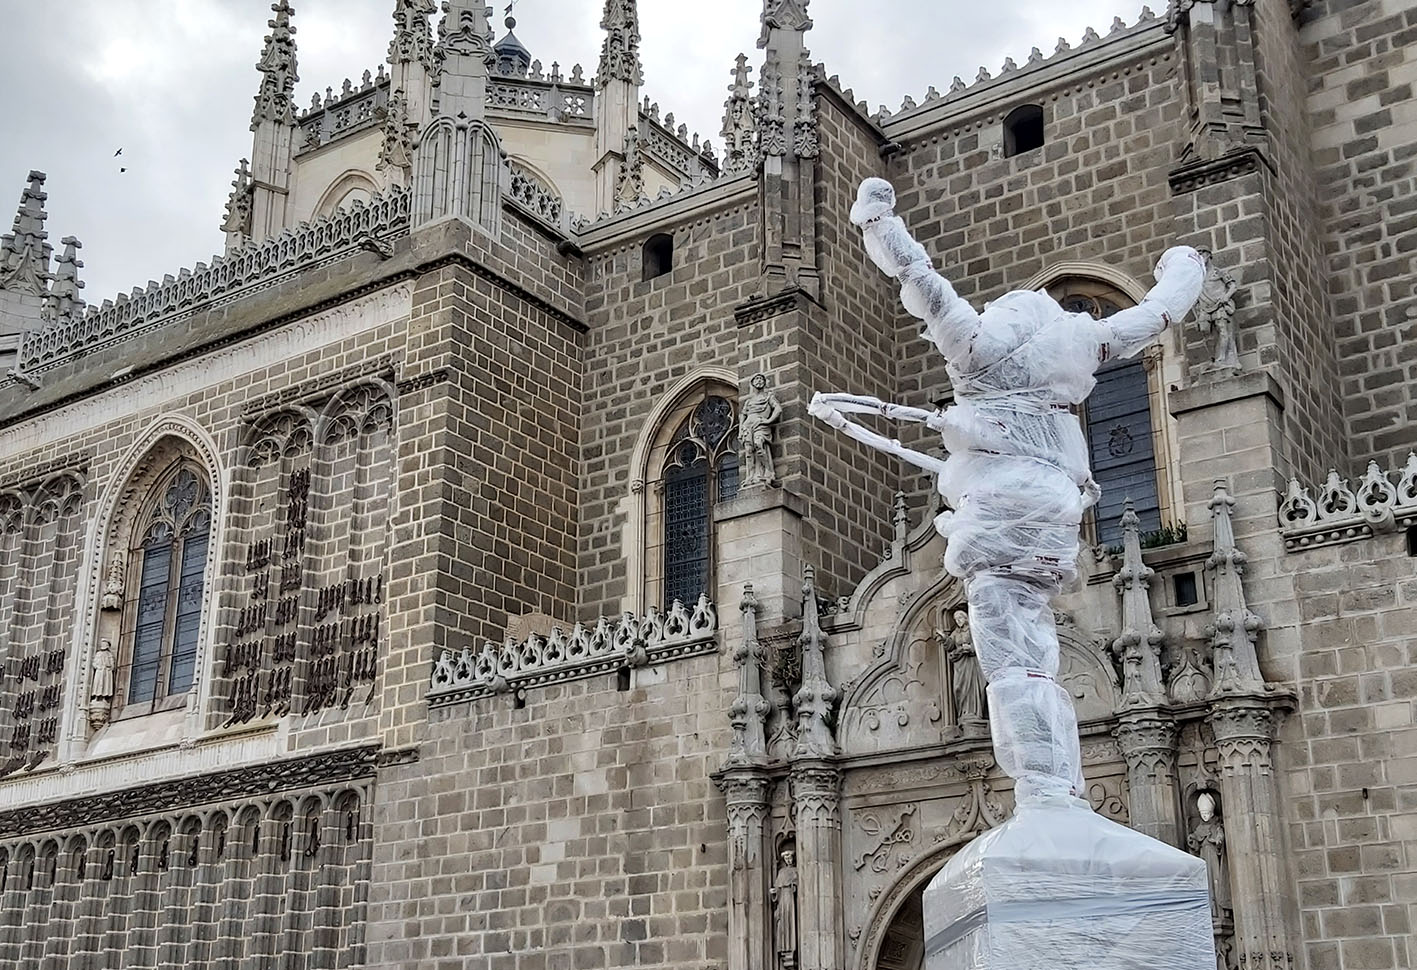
[1277,452,1417,550]
[19,188,412,373]
[428,595,718,704]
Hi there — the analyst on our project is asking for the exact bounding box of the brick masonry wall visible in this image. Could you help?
[784,96,904,601]
[574,201,759,619]
[365,658,732,970]
[1272,536,1417,970]
[1301,0,1417,470]
[1249,0,1349,480]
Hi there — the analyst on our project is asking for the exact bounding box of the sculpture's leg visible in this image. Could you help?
[967,571,1083,800]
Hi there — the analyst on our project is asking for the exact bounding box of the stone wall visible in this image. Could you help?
[366,656,733,970]
[1301,0,1417,470]
[574,196,761,619]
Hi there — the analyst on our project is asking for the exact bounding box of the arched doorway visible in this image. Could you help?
[874,888,924,970]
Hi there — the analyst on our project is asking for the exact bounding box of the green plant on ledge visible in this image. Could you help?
[1102,521,1189,557]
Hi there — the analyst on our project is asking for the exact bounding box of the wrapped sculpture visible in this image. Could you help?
[811,178,1214,969]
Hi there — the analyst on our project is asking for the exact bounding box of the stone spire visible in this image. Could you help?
[1112,498,1167,708]
[412,0,502,232]
[1206,480,1266,695]
[387,0,438,152]
[389,0,437,69]
[0,172,54,354]
[792,566,836,758]
[725,585,769,768]
[250,0,299,131]
[596,0,642,87]
[221,159,254,249]
[720,54,759,176]
[0,171,53,298]
[430,0,496,116]
[592,0,643,213]
[754,0,820,297]
[244,2,299,243]
[46,236,85,324]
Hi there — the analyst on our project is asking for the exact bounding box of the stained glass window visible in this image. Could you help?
[1054,281,1162,545]
[661,395,739,609]
[124,466,212,709]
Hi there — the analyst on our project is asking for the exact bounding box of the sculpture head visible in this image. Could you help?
[781,848,795,867]
[952,608,968,628]
[750,373,769,391]
[1197,791,1218,822]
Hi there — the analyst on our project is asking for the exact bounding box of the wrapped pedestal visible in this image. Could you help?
[924,795,1215,970]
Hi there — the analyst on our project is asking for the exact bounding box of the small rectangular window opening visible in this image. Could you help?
[1173,571,1200,608]
[616,667,632,692]
[1407,525,1417,557]
[1004,104,1045,157]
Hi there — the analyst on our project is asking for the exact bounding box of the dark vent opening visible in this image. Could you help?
[1407,525,1417,557]
[1173,571,1200,608]
[616,667,632,692]
[1004,104,1045,157]
[642,233,674,281]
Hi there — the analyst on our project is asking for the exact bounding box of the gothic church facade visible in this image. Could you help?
[0,1,1413,969]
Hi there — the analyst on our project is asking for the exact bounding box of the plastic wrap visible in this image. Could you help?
[923,794,1214,969]
[812,177,1205,802]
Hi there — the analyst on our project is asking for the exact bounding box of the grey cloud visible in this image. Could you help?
[2,0,1129,304]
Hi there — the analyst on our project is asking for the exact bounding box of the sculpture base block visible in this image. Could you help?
[924,795,1214,970]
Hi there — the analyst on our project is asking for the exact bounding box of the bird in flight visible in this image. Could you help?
[114,148,123,157]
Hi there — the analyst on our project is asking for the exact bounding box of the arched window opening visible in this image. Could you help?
[1050,279,1163,547]
[657,395,739,609]
[120,463,212,713]
[642,233,674,282]
[1003,104,1045,158]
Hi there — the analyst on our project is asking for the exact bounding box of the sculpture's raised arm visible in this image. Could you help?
[1101,245,1206,360]
[851,178,981,363]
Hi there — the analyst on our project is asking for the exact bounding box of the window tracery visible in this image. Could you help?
[0,472,85,775]
[1048,278,1170,545]
[654,393,740,610]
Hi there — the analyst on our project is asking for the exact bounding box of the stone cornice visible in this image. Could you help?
[1167,146,1275,195]
[732,286,822,328]
[574,174,756,253]
[0,744,379,838]
[882,20,1171,144]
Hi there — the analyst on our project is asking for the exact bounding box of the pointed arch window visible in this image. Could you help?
[121,464,212,713]
[659,395,739,609]
[1050,278,1166,546]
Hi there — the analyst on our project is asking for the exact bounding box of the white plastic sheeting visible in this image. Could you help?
[923,794,1214,969]
[812,177,1213,969]
[811,176,1205,802]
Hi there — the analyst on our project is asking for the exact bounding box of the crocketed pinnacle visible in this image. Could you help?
[596,0,643,87]
[0,171,52,296]
[251,0,299,131]
[433,0,495,76]
[47,236,85,322]
[758,0,813,49]
[389,0,437,68]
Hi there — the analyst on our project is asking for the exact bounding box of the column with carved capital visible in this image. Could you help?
[1207,700,1294,970]
[721,771,773,970]
[791,761,842,970]
[1115,712,1182,846]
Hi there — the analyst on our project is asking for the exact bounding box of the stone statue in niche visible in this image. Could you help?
[101,553,126,611]
[89,639,116,728]
[1188,790,1231,916]
[946,608,988,733]
[739,373,784,489]
[771,845,799,970]
[1196,248,1240,374]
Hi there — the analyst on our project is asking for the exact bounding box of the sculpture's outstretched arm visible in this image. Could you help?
[851,179,981,362]
[1103,246,1207,360]
[808,393,950,477]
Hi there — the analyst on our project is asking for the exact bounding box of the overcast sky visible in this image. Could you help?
[2,0,1137,304]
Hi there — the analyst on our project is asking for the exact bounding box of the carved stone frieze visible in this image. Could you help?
[430,595,719,704]
[1278,453,1417,550]
[0,744,378,837]
[851,803,916,874]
